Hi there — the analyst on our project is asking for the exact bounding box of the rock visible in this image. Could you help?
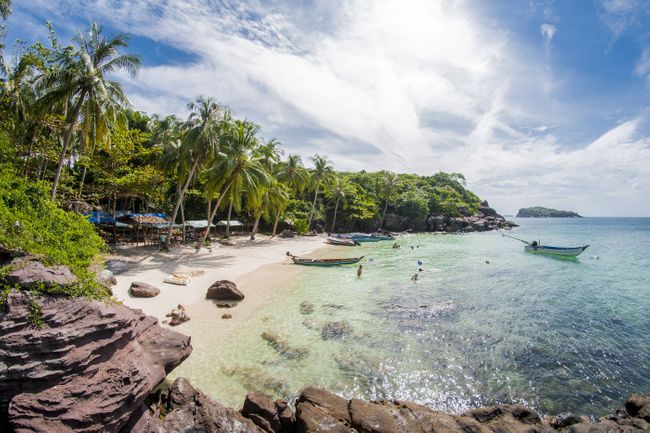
[299,301,315,314]
[279,229,295,238]
[4,257,77,289]
[275,399,295,431]
[261,331,308,359]
[216,300,238,308]
[222,313,233,319]
[549,413,590,429]
[97,269,117,288]
[206,279,245,301]
[0,290,191,433]
[129,281,161,298]
[321,321,353,340]
[242,392,283,433]
[166,304,190,326]
[625,394,650,421]
[478,200,499,218]
[159,378,264,433]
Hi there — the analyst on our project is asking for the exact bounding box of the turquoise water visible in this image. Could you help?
[176,218,650,416]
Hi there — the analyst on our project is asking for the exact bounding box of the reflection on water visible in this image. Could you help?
[170,218,650,416]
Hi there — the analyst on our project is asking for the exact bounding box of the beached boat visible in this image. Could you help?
[291,256,364,266]
[524,244,590,257]
[325,237,359,246]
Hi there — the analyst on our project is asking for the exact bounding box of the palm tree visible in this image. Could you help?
[163,96,224,249]
[37,22,141,199]
[196,119,269,249]
[277,154,308,193]
[268,181,290,236]
[307,154,333,230]
[378,171,400,229]
[327,175,352,232]
[256,138,283,171]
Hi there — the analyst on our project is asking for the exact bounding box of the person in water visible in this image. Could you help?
[357,265,363,278]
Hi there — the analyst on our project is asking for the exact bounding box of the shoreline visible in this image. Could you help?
[109,234,330,333]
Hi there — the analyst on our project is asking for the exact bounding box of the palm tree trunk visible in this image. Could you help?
[225,201,233,238]
[51,98,82,199]
[380,200,389,229]
[78,164,88,199]
[180,198,186,243]
[331,197,340,232]
[165,157,200,249]
[272,210,281,236]
[307,183,320,229]
[250,212,262,240]
[195,180,233,251]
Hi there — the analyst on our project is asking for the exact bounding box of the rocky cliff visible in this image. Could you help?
[0,290,192,433]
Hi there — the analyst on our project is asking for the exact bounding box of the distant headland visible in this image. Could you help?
[516,206,582,218]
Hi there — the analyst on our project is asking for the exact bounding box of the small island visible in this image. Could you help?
[516,206,582,218]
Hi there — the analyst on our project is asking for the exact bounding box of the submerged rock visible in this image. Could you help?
[321,321,353,340]
[0,290,191,433]
[261,331,309,360]
[206,279,245,301]
[129,281,161,298]
[299,301,315,314]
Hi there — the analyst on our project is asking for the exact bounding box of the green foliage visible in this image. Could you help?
[395,189,429,220]
[0,169,107,298]
[293,218,309,235]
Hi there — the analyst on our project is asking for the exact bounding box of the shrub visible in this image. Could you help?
[0,168,108,298]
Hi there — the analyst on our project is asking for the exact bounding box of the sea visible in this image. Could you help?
[172,218,650,416]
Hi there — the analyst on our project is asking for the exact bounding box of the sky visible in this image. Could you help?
[5,0,650,216]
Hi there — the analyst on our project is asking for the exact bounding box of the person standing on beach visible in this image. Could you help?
[357,265,363,278]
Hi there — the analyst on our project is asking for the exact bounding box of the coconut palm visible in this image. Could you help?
[196,119,269,249]
[163,96,224,249]
[256,138,283,171]
[276,153,308,193]
[378,170,400,229]
[249,177,290,239]
[307,154,333,229]
[37,22,141,199]
[327,175,352,232]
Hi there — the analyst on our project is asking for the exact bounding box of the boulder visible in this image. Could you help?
[242,392,283,433]
[206,280,245,301]
[222,313,233,319]
[4,257,77,289]
[157,378,264,433]
[130,281,161,298]
[321,321,353,340]
[0,290,192,433]
[167,304,190,326]
[279,229,295,238]
[299,301,315,314]
[478,200,498,218]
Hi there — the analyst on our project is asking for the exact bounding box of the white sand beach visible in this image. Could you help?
[109,234,330,344]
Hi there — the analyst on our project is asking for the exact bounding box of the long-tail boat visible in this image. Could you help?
[291,256,364,266]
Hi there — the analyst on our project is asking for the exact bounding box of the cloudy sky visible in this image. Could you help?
[6,0,650,215]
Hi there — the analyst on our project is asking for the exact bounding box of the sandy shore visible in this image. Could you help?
[109,234,329,342]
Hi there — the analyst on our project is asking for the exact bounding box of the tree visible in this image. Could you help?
[378,170,400,229]
[196,119,269,249]
[326,174,351,232]
[37,22,140,199]
[307,154,332,229]
[164,96,223,249]
[277,153,308,193]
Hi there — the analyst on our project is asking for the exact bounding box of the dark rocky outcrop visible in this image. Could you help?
[127,378,264,433]
[129,281,161,298]
[292,386,650,433]
[0,290,192,433]
[3,257,77,289]
[279,229,295,238]
[206,279,245,301]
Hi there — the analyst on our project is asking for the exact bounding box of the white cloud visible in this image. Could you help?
[16,0,650,215]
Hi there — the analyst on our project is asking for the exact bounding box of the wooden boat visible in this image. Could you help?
[524,244,590,257]
[291,256,364,266]
[332,233,395,242]
[325,237,358,246]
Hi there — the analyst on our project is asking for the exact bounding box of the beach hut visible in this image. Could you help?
[185,220,216,241]
[216,219,244,235]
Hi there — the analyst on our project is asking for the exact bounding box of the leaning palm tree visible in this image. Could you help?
[37,22,141,199]
[327,175,352,232]
[196,119,269,250]
[256,138,283,171]
[276,153,308,193]
[163,97,224,249]
[307,154,333,229]
[378,170,400,229]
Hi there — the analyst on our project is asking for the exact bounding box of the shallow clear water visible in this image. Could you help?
[174,218,650,416]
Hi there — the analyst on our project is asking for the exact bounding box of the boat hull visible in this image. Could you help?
[524,245,589,257]
[325,238,358,246]
[292,256,364,266]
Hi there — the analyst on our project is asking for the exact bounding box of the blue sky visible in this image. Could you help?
[6,0,650,216]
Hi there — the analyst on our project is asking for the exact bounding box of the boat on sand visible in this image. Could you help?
[291,256,364,266]
[325,237,359,246]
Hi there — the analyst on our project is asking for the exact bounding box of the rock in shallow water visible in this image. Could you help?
[321,321,353,340]
[0,290,192,433]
